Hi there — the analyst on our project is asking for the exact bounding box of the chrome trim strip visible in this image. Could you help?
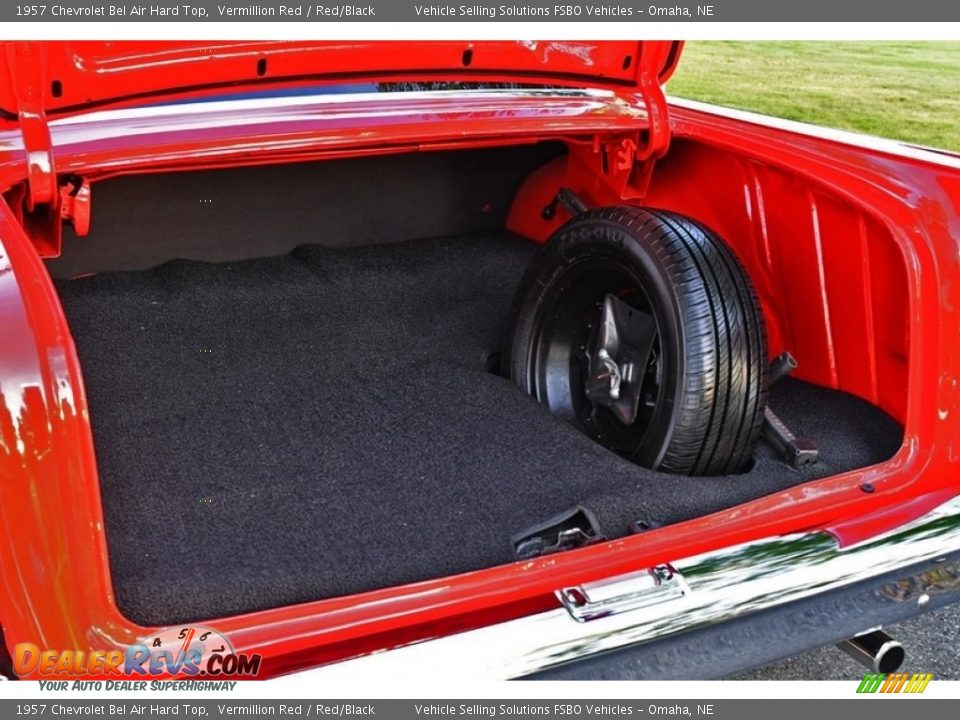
[50,88,614,125]
[0,88,645,174]
[307,496,960,680]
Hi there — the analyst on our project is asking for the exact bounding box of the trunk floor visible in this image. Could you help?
[55,234,904,625]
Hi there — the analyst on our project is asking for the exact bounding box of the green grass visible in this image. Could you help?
[667,42,960,151]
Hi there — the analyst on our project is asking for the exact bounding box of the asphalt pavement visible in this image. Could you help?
[736,603,960,680]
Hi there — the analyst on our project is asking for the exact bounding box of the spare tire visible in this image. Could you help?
[504,206,767,476]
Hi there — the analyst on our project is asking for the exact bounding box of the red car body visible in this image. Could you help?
[0,41,959,680]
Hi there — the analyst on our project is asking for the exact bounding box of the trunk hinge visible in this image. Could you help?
[571,93,670,200]
[567,55,672,203]
[571,124,664,203]
[4,42,63,256]
[602,54,673,199]
[636,74,671,163]
[632,40,673,164]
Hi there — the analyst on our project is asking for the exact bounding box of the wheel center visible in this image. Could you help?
[589,348,624,401]
[584,294,658,426]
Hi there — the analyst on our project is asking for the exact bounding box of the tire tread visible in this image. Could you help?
[507,205,767,476]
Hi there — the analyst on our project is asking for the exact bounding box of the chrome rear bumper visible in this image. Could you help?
[310,495,960,680]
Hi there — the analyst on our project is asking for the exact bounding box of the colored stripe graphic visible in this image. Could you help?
[857,672,932,693]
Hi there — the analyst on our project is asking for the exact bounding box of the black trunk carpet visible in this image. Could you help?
[54,234,903,626]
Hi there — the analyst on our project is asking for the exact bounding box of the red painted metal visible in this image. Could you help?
[0,41,681,120]
[0,90,657,257]
[0,40,678,255]
[2,43,62,256]
[0,194,127,658]
[59,178,91,237]
[0,42,958,680]
[0,92,653,187]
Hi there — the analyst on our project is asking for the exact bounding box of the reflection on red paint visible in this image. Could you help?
[0,43,957,680]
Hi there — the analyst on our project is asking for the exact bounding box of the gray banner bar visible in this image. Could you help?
[0,699,957,718]
[2,1,960,22]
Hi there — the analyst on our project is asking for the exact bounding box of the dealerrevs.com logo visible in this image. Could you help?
[13,626,261,680]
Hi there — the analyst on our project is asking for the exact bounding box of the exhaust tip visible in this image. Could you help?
[838,629,905,673]
[876,640,906,674]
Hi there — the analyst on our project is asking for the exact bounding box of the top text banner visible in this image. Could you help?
[3,1,960,22]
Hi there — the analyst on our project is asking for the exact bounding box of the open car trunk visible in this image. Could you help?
[46,142,906,626]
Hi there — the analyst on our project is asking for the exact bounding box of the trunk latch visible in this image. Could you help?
[558,564,688,622]
[512,506,606,560]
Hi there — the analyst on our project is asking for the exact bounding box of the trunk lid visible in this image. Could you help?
[0,41,682,251]
[0,41,682,121]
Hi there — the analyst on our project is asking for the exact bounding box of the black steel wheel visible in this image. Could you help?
[504,206,767,476]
